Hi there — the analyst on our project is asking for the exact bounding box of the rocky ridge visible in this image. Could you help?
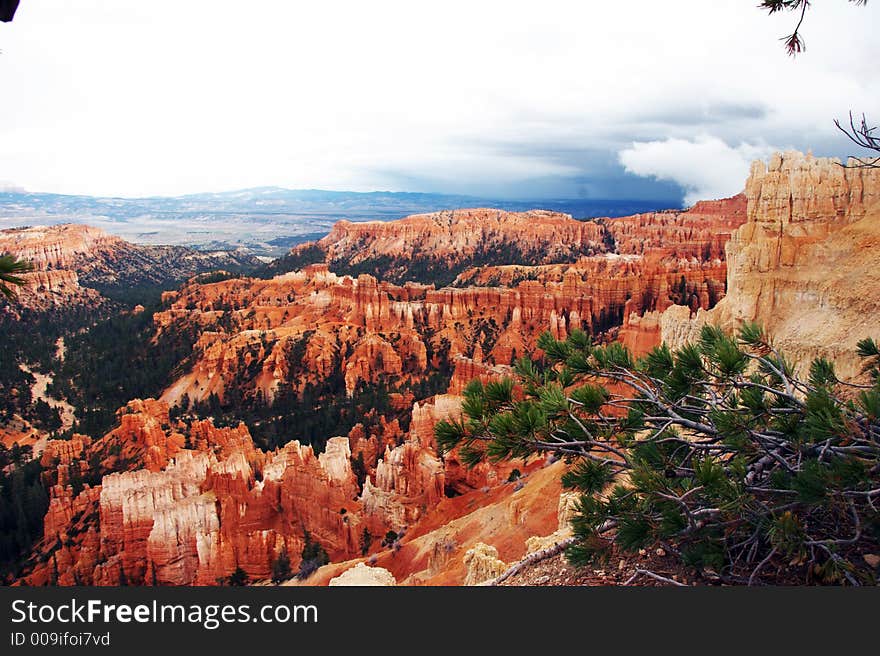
[0,223,259,311]
[285,201,746,286]
[156,197,743,404]
[11,185,807,587]
[21,390,544,586]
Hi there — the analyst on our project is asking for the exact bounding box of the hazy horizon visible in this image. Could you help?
[0,185,679,253]
[1,1,878,205]
[1,183,685,204]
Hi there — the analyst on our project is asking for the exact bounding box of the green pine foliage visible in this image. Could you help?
[0,444,49,580]
[0,254,34,300]
[271,549,292,584]
[359,528,373,556]
[325,239,602,288]
[857,337,880,381]
[226,566,249,586]
[50,304,201,436]
[435,324,880,585]
[297,530,330,580]
[0,305,108,430]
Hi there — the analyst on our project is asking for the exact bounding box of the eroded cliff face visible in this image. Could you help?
[300,209,607,284]
[0,226,111,311]
[288,200,746,287]
[294,458,566,586]
[0,224,126,270]
[604,194,747,260]
[13,197,753,586]
[157,245,732,402]
[0,223,258,312]
[24,399,366,585]
[22,391,547,586]
[661,152,880,379]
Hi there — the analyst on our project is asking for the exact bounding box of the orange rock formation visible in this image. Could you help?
[15,196,755,586]
[0,223,256,312]
[305,208,607,273]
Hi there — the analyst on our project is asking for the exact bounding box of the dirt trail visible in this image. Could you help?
[2,341,74,452]
[20,363,76,432]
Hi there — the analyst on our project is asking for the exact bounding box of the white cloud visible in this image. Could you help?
[619,137,778,205]
[0,181,25,193]
[0,0,877,198]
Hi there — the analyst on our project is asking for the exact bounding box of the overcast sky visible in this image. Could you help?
[1,1,878,203]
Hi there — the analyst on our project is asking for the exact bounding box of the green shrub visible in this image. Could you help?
[436,325,880,585]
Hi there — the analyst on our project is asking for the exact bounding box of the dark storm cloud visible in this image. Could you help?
[637,101,770,127]
[367,143,686,202]
[3,2,877,198]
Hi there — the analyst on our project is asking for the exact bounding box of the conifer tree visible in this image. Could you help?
[0,254,33,300]
[297,529,330,579]
[360,528,373,556]
[227,566,249,586]
[436,325,880,585]
[271,549,292,584]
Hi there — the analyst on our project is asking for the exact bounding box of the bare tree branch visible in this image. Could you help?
[835,111,880,169]
[623,569,687,587]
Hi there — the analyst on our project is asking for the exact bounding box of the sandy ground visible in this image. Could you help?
[5,361,78,454]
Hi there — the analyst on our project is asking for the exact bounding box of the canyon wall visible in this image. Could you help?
[11,196,755,586]
[22,392,550,586]
[27,399,367,585]
[158,195,748,404]
[287,201,746,288]
[0,225,111,310]
[661,152,880,378]
[0,223,258,312]
[156,251,730,403]
[604,194,746,260]
[303,209,607,283]
[0,224,127,271]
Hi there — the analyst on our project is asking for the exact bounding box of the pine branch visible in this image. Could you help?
[622,569,687,587]
[487,537,577,586]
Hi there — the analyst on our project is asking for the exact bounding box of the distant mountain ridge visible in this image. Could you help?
[264,199,746,286]
[0,188,681,256]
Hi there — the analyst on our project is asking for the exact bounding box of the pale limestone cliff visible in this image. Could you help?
[328,562,397,586]
[525,491,578,554]
[463,543,508,586]
[662,151,880,379]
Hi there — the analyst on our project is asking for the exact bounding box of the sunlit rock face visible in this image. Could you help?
[662,151,880,380]
[0,223,257,312]
[156,198,745,404]
[14,195,759,586]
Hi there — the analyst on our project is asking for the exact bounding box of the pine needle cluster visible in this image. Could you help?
[436,325,880,584]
